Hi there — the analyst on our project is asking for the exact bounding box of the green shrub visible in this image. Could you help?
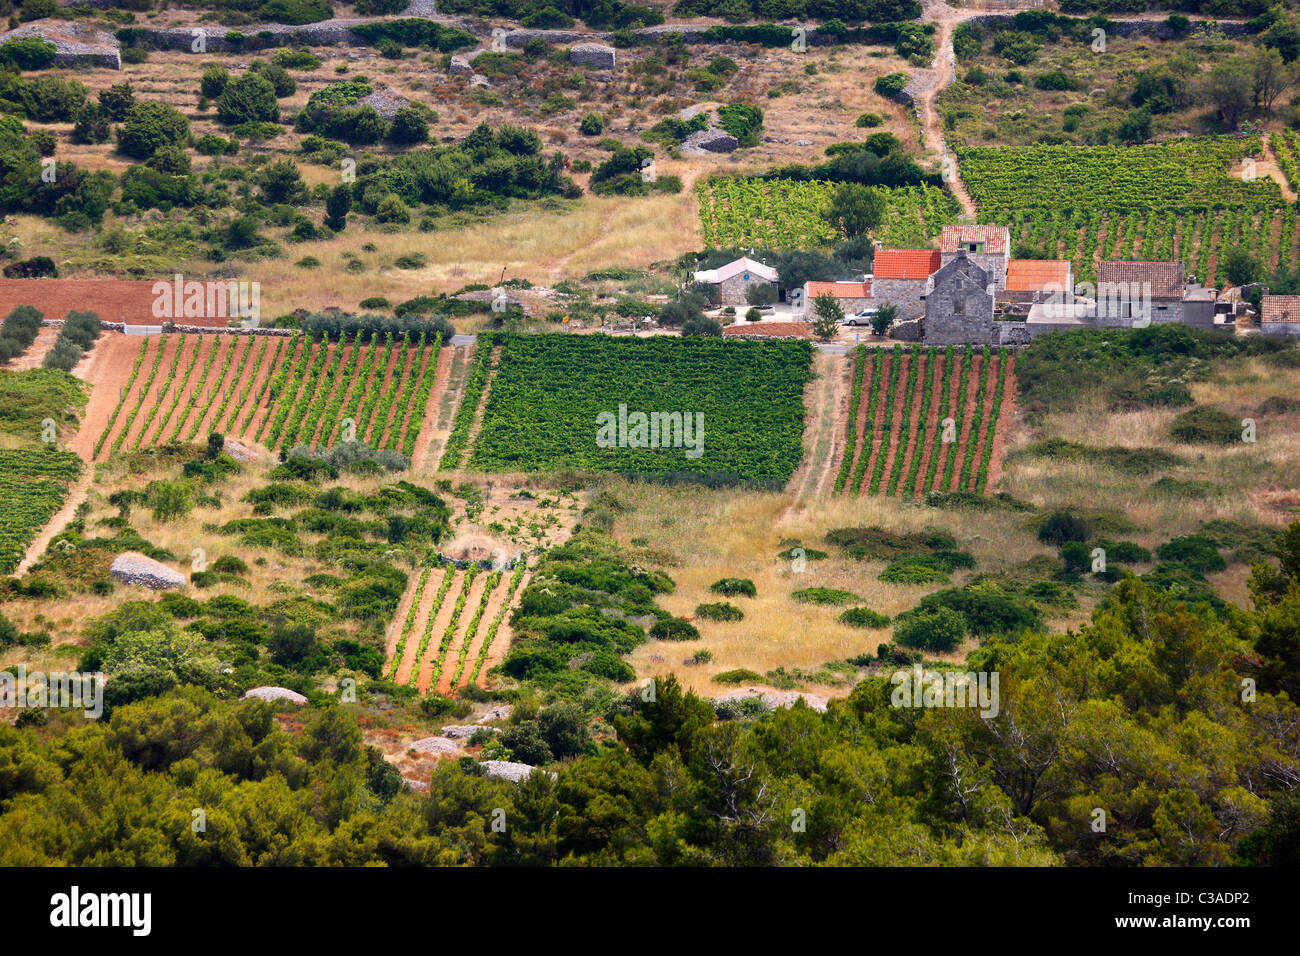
[116,102,189,160]
[893,606,967,652]
[650,616,700,641]
[695,601,743,622]
[874,72,909,96]
[709,577,755,597]
[1037,510,1090,545]
[878,563,950,585]
[791,587,859,606]
[1168,406,1241,445]
[1155,534,1227,574]
[838,606,890,628]
[713,668,763,684]
[915,587,1041,637]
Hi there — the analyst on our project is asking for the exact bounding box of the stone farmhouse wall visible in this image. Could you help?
[924,257,994,346]
[871,277,927,321]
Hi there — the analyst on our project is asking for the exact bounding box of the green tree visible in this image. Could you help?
[811,293,843,341]
[1204,57,1255,129]
[827,182,886,238]
[115,101,189,160]
[870,303,897,337]
[217,73,279,126]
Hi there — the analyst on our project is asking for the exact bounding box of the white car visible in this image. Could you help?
[842,309,878,326]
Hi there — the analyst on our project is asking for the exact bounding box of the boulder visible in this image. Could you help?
[448,54,474,76]
[682,128,739,154]
[242,686,308,704]
[469,74,491,88]
[356,87,411,121]
[481,760,539,782]
[109,552,185,590]
[475,705,513,723]
[441,724,496,739]
[408,736,459,755]
[568,43,615,69]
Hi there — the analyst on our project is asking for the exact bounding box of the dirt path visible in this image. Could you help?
[69,334,145,461]
[13,470,92,576]
[781,350,849,519]
[8,325,61,371]
[916,1,976,218]
[409,345,455,476]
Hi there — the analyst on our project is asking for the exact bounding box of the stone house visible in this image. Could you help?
[923,251,995,345]
[940,225,1010,291]
[1094,260,1215,327]
[871,247,939,321]
[1260,294,1300,337]
[692,256,778,307]
[801,280,872,315]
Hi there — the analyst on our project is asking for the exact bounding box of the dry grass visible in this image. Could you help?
[601,478,1066,697]
[238,186,700,313]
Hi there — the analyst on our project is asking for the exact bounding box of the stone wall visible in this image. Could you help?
[871,277,927,321]
[941,250,1006,290]
[717,274,775,307]
[1261,323,1300,338]
[924,256,995,346]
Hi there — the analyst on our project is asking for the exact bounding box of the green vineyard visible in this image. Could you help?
[837,345,1013,499]
[0,448,82,574]
[959,136,1293,286]
[697,179,961,249]
[92,332,443,462]
[468,333,814,484]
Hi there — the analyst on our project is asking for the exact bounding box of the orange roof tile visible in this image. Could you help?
[1005,259,1071,293]
[806,281,871,298]
[873,249,939,280]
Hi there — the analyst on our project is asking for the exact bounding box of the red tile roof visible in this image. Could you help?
[1005,259,1071,293]
[806,281,871,298]
[1097,261,1185,299]
[873,249,940,280]
[941,225,1010,254]
[1262,295,1300,323]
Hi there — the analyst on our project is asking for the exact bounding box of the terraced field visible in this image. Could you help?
[0,448,82,574]
[88,332,448,461]
[385,560,530,695]
[835,345,1014,499]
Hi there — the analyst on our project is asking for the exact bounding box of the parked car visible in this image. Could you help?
[842,309,878,326]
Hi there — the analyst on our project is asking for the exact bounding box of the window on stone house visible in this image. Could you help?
[954,296,964,315]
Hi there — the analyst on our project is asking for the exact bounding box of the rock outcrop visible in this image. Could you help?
[568,43,615,69]
[109,552,186,590]
[241,686,308,704]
